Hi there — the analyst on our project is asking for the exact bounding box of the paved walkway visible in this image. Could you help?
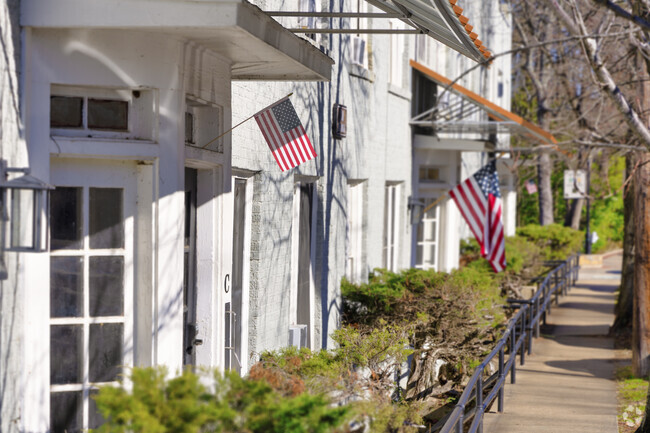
[483,252,621,433]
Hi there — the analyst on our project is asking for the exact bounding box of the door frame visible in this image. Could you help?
[290,178,318,350]
[230,171,254,373]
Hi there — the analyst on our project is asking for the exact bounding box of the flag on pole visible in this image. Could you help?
[254,97,317,172]
[449,161,506,272]
[525,179,538,194]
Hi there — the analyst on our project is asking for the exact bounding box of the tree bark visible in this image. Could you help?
[612,154,636,332]
[633,152,650,377]
[564,198,584,230]
[538,150,554,225]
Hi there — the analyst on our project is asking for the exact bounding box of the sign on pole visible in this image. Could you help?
[563,170,587,199]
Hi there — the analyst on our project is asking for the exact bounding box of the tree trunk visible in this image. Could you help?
[633,151,650,377]
[538,150,554,225]
[564,198,584,230]
[612,154,636,332]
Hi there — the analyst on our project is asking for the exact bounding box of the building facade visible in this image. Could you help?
[0,0,549,431]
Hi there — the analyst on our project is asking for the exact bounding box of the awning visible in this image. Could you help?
[366,0,489,62]
[21,0,334,81]
[410,60,557,144]
[270,0,490,63]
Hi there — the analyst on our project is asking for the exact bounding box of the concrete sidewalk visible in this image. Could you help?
[483,254,621,433]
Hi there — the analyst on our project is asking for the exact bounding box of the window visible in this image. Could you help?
[50,96,83,128]
[411,70,437,135]
[419,166,441,182]
[415,34,430,66]
[87,99,128,130]
[185,97,223,152]
[185,112,195,145]
[415,199,441,270]
[382,183,401,271]
[389,20,404,87]
[347,0,370,69]
[50,185,132,432]
[346,181,365,283]
[299,0,317,40]
[50,85,155,140]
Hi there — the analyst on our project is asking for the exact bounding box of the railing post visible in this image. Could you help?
[477,372,484,433]
[511,324,517,384]
[534,297,540,338]
[521,307,526,365]
[498,346,505,412]
[528,303,534,355]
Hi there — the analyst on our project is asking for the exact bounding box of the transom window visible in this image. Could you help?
[419,166,441,182]
[50,85,155,140]
[50,186,131,432]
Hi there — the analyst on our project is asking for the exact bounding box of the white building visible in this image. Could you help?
[0,0,555,431]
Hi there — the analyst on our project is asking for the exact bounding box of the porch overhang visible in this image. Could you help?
[21,0,334,81]
[410,60,557,144]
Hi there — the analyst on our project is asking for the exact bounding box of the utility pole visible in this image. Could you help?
[585,155,592,254]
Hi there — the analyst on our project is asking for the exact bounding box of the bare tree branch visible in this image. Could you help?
[592,0,650,32]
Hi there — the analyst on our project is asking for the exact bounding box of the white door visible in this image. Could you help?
[49,159,136,432]
[415,198,441,270]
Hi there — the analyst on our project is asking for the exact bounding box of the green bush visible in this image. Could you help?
[92,367,349,433]
[515,223,582,260]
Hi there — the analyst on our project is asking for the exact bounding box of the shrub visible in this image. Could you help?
[92,367,349,433]
[515,223,582,260]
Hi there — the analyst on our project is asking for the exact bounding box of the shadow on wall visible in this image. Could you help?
[0,2,26,429]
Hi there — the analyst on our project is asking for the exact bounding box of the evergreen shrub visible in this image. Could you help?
[92,367,349,433]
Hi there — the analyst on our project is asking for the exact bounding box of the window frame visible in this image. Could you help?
[50,85,155,141]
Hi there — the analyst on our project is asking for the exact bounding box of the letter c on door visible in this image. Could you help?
[224,274,230,293]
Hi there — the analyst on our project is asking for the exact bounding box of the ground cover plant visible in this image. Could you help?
[616,364,649,432]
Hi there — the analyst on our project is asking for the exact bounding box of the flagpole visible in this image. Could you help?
[200,92,294,149]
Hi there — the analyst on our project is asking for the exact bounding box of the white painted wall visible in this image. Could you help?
[1,1,29,432]
[18,26,234,431]
[232,0,415,356]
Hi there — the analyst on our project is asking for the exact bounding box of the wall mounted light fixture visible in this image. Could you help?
[407,196,425,225]
[0,161,54,253]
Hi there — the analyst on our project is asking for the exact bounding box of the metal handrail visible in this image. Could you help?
[433,254,580,433]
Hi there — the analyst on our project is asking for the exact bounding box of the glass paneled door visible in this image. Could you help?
[415,198,440,271]
[49,159,135,433]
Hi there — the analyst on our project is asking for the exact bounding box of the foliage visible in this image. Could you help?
[515,153,625,255]
[342,267,505,329]
[332,322,413,373]
[461,235,545,277]
[616,365,649,430]
[253,322,421,432]
[92,367,349,433]
[589,156,625,253]
[515,223,582,260]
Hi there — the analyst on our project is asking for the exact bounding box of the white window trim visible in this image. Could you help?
[50,84,157,141]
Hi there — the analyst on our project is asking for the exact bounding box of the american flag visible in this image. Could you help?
[449,161,506,272]
[254,97,317,172]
